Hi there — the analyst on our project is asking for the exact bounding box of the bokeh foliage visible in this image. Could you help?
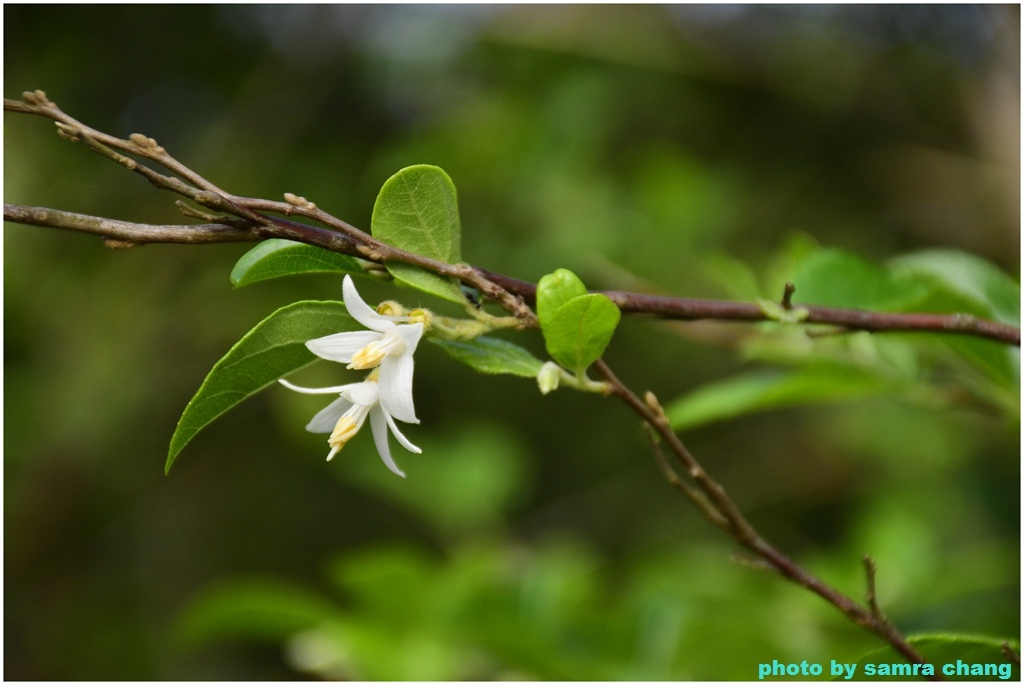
[4,5,1019,679]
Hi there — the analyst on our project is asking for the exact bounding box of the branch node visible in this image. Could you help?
[951,312,978,330]
[54,121,80,142]
[193,191,221,208]
[782,282,796,309]
[22,89,51,106]
[175,201,218,222]
[284,192,317,211]
[731,553,777,574]
[863,555,890,625]
[103,238,139,250]
[128,132,165,154]
[644,390,664,417]
[758,298,810,324]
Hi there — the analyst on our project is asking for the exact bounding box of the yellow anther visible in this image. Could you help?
[348,344,386,370]
[328,416,359,455]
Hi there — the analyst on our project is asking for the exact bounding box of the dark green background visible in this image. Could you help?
[5,5,1019,679]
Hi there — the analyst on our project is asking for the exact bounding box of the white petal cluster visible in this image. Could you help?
[280,275,424,477]
[279,377,420,478]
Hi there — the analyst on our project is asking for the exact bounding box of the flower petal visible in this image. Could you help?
[306,330,381,363]
[378,352,418,424]
[306,395,353,433]
[369,406,406,477]
[383,410,422,454]
[343,380,379,407]
[343,275,393,333]
[279,379,361,395]
[394,321,424,356]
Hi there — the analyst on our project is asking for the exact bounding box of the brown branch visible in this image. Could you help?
[4,197,1017,346]
[595,359,938,676]
[517,283,1019,346]
[5,92,538,325]
[644,423,730,530]
[5,91,1019,347]
[3,204,257,244]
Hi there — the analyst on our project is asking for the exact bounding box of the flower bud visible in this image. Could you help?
[537,362,561,395]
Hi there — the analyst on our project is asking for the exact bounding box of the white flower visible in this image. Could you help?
[279,376,421,478]
[304,275,423,424]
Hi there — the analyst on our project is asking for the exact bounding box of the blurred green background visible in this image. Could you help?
[4,5,1019,679]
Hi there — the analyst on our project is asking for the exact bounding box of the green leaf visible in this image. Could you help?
[176,578,339,646]
[230,239,365,287]
[852,633,1018,681]
[167,301,356,473]
[889,250,1020,392]
[543,293,621,374]
[429,336,544,377]
[890,249,1020,326]
[371,165,464,304]
[791,248,928,311]
[536,268,588,332]
[666,366,892,431]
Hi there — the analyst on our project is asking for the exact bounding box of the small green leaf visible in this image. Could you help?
[890,250,1020,392]
[791,248,928,311]
[666,366,892,431]
[891,249,1020,326]
[757,299,809,324]
[230,239,366,287]
[544,294,620,373]
[371,165,463,303]
[852,633,1018,681]
[537,268,588,332]
[167,301,356,473]
[430,336,544,377]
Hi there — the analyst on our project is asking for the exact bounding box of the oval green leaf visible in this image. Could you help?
[430,336,544,377]
[544,293,620,374]
[852,633,1018,681]
[230,239,366,287]
[537,268,588,333]
[791,248,929,311]
[166,300,356,473]
[666,366,893,431]
[371,165,464,303]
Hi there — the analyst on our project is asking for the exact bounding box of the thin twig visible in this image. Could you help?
[781,282,797,309]
[863,555,892,626]
[4,204,257,244]
[644,424,729,530]
[594,360,937,676]
[6,92,539,325]
[5,92,1019,347]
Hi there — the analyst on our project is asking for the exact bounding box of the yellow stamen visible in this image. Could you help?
[348,343,386,370]
[327,415,359,457]
[347,331,406,370]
